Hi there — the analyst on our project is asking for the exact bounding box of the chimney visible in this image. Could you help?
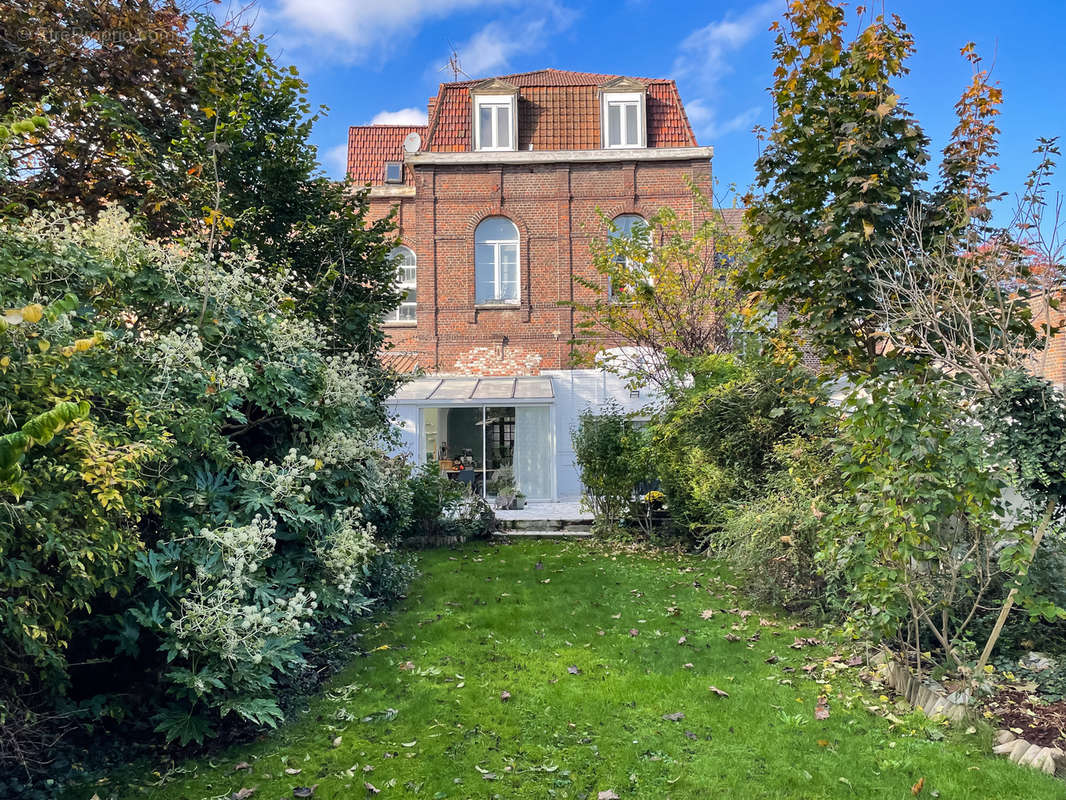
[427,97,437,123]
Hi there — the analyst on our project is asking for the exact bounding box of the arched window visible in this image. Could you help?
[386,246,416,322]
[608,214,649,300]
[475,217,520,305]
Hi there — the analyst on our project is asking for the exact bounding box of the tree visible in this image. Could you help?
[739,1,932,374]
[567,188,747,391]
[133,15,403,365]
[0,0,193,214]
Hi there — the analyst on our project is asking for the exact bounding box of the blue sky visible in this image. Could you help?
[249,0,1064,211]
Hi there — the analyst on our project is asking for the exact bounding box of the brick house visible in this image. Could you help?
[347,69,715,500]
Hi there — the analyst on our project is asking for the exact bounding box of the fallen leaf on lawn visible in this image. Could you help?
[817,739,829,747]
[765,654,779,664]
[541,579,550,583]
[846,655,864,667]
[292,786,317,798]
[678,636,687,645]
[285,768,302,775]
[598,791,620,799]
[708,686,730,698]
[683,663,694,669]
[839,777,852,788]
[402,740,417,747]
[482,773,497,781]
[231,789,254,800]
[759,618,775,626]
[912,776,925,796]
[738,610,753,620]
[597,629,605,636]
[364,782,379,795]
[724,633,741,642]
[611,613,622,619]
[568,665,581,675]
[790,637,823,649]
[500,691,512,701]
[684,730,698,740]
[535,561,544,570]
[662,711,685,721]
[814,698,830,720]
[700,609,716,619]
[331,736,342,748]
[629,629,640,637]
[399,661,416,670]
[233,762,252,771]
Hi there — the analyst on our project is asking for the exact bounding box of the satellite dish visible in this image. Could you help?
[403,132,422,154]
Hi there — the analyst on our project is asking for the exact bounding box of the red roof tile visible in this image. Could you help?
[346,125,427,184]
[424,69,698,153]
[348,70,701,182]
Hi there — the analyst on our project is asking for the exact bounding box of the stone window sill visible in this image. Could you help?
[383,321,417,328]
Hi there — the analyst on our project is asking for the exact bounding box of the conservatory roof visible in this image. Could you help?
[390,376,555,404]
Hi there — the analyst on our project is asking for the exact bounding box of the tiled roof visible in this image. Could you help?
[381,350,422,374]
[346,125,427,184]
[424,69,697,153]
[715,208,746,234]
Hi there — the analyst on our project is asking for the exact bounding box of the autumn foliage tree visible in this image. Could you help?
[0,0,194,215]
[568,189,748,391]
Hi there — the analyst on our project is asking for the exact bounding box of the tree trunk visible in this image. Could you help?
[974,498,1057,675]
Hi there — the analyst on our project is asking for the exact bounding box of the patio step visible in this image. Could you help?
[492,529,593,539]
[495,518,593,532]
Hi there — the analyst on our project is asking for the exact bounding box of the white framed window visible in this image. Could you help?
[475,217,520,304]
[602,92,644,148]
[384,161,403,183]
[607,214,650,301]
[474,95,515,151]
[385,246,416,323]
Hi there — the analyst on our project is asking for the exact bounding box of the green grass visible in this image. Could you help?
[106,540,1062,799]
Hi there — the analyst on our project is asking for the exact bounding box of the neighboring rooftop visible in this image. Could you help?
[345,124,426,185]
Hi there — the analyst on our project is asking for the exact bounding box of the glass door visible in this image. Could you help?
[422,405,552,500]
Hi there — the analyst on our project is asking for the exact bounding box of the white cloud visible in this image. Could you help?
[434,4,576,79]
[251,0,519,65]
[369,107,429,125]
[274,0,498,45]
[705,106,761,138]
[323,142,349,179]
[675,3,778,141]
[674,1,778,88]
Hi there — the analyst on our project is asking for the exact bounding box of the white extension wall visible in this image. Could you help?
[384,368,662,501]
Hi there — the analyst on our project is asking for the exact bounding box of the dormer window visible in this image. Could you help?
[600,78,647,149]
[471,78,518,152]
[384,161,403,183]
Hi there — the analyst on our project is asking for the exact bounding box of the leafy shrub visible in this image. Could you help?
[649,357,826,543]
[571,403,650,534]
[718,434,843,610]
[0,205,410,762]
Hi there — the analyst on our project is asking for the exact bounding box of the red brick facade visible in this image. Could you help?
[350,70,713,375]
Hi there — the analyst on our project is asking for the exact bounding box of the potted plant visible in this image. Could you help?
[514,491,527,510]
[488,466,520,509]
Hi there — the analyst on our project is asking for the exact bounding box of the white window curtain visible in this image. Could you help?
[475,217,520,304]
[514,405,552,499]
[385,246,416,322]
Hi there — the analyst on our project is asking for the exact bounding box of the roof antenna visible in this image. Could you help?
[441,44,469,81]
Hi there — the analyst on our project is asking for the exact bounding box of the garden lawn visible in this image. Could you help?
[109,540,1062,799]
